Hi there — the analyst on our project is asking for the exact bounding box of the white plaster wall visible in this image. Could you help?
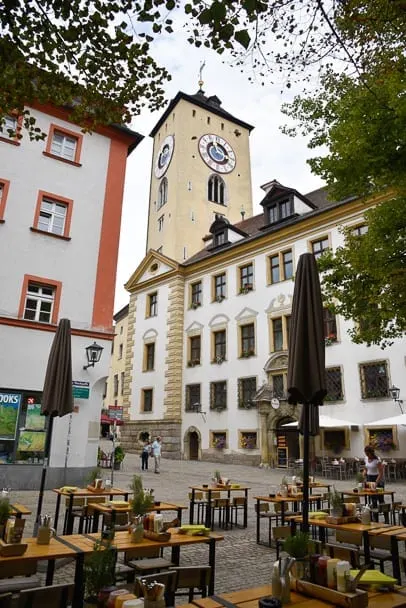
[0,107,111,328]
[0,325,110,468]
[130,285,170,420]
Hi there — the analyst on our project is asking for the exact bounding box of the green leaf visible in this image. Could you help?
[234,29,250,49]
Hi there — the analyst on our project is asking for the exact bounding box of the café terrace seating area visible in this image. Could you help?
[4,464,406,608]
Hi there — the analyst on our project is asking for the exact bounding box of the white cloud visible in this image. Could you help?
[114,36,325,311]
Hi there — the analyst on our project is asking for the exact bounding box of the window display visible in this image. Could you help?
[0,390,46,464]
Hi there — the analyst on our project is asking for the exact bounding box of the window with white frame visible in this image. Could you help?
[157,178,168,210]
[238,377,257,408]
[0,115,17,138]
[208,174,226,205]
[210,381,227,410]
[359,360,389,399]
[239,263,254,292]
[352,224,368,236]
[240,323,255,356]
[213,273,226,300]
[185,384,201,412]
[158,215,164,231]
[23,283,55,323]
[325,367,344,401]
[50,130,78,161]
[269,249,293,283]
[142,389,153,412]
[38,197,68,235]
[311,236,329,259]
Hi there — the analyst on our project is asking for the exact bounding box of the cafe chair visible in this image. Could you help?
[255,503,274,546]
[391,501,402,525]
[368,535,392,573]
[17,583,74,608]
[84,496,108,533]
[343,496,360,504]
[134,570,177,606]
[103,511,130,531]
[0,562,40,594]
[124,545,175,576]
[188,492,207,524]
[170,566,211,602]
[230,496,246,528]
[211,497,230,530]
[63,496,87,534]
[325,543,360,567]
[273,526,291,559]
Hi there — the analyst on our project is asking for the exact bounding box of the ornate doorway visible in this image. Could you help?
[275,416,300,468]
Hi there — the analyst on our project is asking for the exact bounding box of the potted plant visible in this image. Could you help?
[87,467,102,487]
[113,446,125,470]
[129,475,154,542]
[84,539,116,607]
[329,488,344,517]
[354,472,364,491]
[280,476,289,497]
[283,531,310,580]
[0,497,11,541]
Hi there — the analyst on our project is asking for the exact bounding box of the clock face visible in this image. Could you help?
[198,134,236,173]
[154,135,175,178]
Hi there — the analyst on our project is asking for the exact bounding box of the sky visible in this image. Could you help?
[114,34,325,312]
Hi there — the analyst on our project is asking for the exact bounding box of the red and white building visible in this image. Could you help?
[0,104,142,488]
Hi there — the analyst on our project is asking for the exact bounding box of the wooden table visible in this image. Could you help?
[254,494,324,539]
[0,534,89,608]
[187,583,406,608]
[10,503,32,518]
[52,487,129,534]
[77,528,224,596]
[189,485,250,529]
[341,489,395,504]
[369,527,406,584]
[88,500,187,532]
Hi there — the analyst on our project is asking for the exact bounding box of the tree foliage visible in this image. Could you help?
[318,199,406,348]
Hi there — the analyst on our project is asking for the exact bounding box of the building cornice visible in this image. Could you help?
[0,317,114,340]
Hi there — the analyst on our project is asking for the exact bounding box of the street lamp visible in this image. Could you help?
[389,384,404,413]
[83,342,104,370]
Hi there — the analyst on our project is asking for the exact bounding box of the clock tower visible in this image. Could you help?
[147,89,254,262]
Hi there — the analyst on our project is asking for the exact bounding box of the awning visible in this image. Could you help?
[366,414,406,427]
[282,415,358,428]
[100,414,123,426]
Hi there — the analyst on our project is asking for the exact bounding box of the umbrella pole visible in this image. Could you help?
[33,415,54,537]
[302,403,310,533]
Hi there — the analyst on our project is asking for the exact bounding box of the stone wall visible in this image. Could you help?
[120,420,182,459]
[201,450,261,466]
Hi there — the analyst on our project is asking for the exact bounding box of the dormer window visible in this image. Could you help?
[214,231,226,247]
[208,174,226,205]
[268,199,293,224]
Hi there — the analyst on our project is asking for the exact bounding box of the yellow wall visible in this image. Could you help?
[147,98,253,262]
[103,309,129,410]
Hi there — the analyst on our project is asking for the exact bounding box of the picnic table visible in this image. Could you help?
[88,500,187,532]
[189,485,250,529]
[10,503,32,518]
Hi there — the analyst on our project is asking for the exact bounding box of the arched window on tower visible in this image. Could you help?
[208,174,226,206]
[157,177,168,210]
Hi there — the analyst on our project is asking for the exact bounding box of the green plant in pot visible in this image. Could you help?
[84,539,116,607]
[113,446,125,470]
[87,467,102,487]
[354,472,364,490]
[0,497,11,541]
[283,531,310,580]
[329,488,344,517]
[129,475,154,542]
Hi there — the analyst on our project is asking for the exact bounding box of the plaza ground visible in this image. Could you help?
[10,447,406,592]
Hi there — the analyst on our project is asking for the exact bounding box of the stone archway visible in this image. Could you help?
[183,426,202,461]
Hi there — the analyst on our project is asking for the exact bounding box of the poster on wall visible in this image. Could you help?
[25,403,45,430]
[0,393,21,440]
[17,431,46,452]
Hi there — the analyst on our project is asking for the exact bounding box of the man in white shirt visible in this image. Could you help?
[152,436,162,474]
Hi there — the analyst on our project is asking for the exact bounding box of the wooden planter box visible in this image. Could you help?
[294,580,368,608]
[0,539,28,557]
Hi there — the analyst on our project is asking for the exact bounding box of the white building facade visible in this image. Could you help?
[0,103,141,487]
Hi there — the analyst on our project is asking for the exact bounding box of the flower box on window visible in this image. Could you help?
[239,284,253,295]
[241,349,255,358]
[368,428,397,452]
[215,295,225,303]
[191,301,201,310]
[212,356,225,364]
[325,333,337,346]
[211,433,227,449]
[187,359,200,367]
[240,432,257,449]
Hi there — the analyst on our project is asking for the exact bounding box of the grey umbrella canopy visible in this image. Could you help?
[287,253,327,531]
[35,318,74,533]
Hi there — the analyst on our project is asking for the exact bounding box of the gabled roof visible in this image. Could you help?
[260,181,318,210]
[125,249,180,292]
[150,90,254,137]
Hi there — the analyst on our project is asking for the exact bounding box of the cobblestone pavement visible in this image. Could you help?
[9,446,406,593]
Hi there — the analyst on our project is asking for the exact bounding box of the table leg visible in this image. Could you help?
[46,559,55,586]
[390,536,401,584]
[362,531,371,565]
[206,490,212,529]
[208,538,216,595]
[171,545,180,566]
[92,510,101,533]
[243,489,248,528]
[189,489,195,525]
[281,501,286,526]
[72,553,85,608]
[54,493,61,533]
[66,493,74,535]
[256,499,260,544]
[177,507,182,525]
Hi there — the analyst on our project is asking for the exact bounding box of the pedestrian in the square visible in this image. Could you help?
[141,440,151,471]
[152,436,161,474]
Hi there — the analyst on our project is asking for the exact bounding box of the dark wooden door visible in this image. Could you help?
[189,431,199,460]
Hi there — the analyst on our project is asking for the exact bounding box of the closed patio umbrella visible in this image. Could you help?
[287,253,327,532]
[34,318,74,533]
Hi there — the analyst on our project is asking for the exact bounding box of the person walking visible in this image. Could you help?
[141,440,151,471]
[152,436,161,474]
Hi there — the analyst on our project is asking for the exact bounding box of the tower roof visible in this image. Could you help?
[150,90,254,136]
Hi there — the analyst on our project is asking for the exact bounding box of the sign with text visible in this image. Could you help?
[108,406,123,420]
[0,393,21,440]
[72,380,90,400]
[25,403,45,430]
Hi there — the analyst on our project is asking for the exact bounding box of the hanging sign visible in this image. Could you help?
[25,403,46,430]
